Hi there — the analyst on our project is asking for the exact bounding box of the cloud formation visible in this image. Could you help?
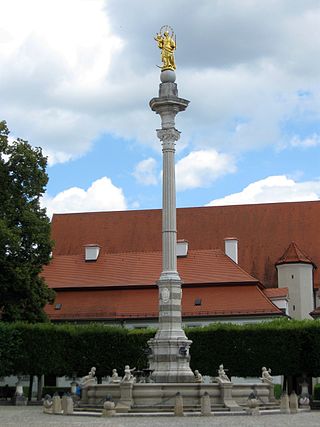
[132,157,158,185]
[176,150,236,191]
[42,176,127,218]
[2,0,320,166]
[207,175,320,206]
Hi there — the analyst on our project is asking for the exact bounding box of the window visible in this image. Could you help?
[84,244,101,261]
[194,298,202,306]
[177,240,188,257]
[55,303,62,310]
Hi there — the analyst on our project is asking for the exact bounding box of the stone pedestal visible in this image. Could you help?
[148,71,194,383]
[65,396,74,414]
[289,391,298,414]
[201,392,212,416]
[174,392,184,416]
[102,400,116,417]
[246,397,260,416]
[52,395,62,414]
[61,395,68,413]
[116,382,133,413]
[280,392,290,414]
[218,382,242,412]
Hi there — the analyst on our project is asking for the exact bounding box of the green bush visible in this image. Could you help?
[314,383,320,400]
[274,384,282,400]
[1,319,320,380]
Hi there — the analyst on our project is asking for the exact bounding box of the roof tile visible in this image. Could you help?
[45,285,282,321]
[42,249,258,289]
[276,241,315,267]
[50,201,320,288]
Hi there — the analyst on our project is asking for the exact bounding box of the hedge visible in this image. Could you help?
[1,319,320,379]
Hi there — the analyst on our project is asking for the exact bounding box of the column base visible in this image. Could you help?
[148,337,195,383]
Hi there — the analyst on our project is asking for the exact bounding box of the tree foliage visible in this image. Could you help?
[0,121,54,322]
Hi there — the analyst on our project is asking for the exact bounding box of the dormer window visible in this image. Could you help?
[177,240,188,257]
[84,244,100,261]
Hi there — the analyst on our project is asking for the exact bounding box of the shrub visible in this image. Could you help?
[1,319,320,380]
[314,383,320,400]
[274,384,282,400]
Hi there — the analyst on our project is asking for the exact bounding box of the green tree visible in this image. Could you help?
[0,121,55,322]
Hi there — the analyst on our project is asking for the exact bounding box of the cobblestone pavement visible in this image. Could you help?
[0,407,320,427]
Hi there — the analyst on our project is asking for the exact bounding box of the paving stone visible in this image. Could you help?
[0,406,319,427]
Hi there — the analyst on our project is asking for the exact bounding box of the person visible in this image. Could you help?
[155,30,176,70]
[76,384,81,398]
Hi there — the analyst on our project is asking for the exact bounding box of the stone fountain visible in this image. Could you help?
[77,27,276,415]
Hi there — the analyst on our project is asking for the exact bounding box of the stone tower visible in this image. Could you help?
[276,241,315,319]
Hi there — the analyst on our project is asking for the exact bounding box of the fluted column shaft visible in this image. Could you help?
[158,129,180,280]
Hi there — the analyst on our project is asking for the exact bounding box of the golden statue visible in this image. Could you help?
[155,26,176,71]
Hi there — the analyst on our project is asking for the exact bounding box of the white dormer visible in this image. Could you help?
[177,240,188,257]
[224,237,238,264]
[84,244,101,261]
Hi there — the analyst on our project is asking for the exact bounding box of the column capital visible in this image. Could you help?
[157,128,180,145]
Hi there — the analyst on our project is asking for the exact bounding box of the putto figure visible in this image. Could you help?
[122,365,136,383]
[260,367,273,384]
[155,26,176,71]
[217,364,230,382]
[80,367,96,387]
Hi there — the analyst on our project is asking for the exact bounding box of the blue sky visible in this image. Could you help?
[1,0,320,217]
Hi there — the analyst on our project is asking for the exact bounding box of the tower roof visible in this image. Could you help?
[275,241,316,268]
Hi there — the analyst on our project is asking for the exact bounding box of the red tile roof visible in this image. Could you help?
[45,285,282,321]
[49,201,320,288]
[42,249,258,289]
[276,241,316,267]
[263,287,288,299]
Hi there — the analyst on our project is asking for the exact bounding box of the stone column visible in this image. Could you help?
[147,70,194,383]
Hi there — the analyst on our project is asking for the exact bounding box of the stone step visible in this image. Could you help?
[77,402,228,414]
[130,404,227,413]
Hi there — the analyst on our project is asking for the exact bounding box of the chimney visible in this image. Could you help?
[224,237,238,264]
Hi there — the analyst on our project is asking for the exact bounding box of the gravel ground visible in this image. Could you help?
[0,407,320,427]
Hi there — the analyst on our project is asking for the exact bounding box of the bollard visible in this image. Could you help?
[174,392,184,416]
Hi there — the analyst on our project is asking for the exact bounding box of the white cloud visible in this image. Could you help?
[1,0,125,164]
[176,150,236,191]
[290,134,320,148]
[132,157,158,185]
[2,0,320,166]
[42,177,127,218]
[207,175,320,206]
